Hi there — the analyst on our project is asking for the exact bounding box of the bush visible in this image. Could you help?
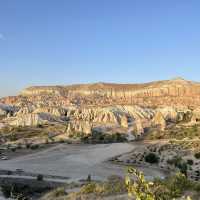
[17,143,22,149]
[187,159,194,165]
[126,167,192,200]
[144,153,160,164]
[37,124,44,128]
[167,156,188,176]
[80,183,97,194]
[59,138,65,143]
[10,133,17,141]
[30,144,39,150]
[83,132,127,144]
[80,176,127,196]
[25,143,31,149]
[1,183,29,200]
[49,187,65,197]
[194,152,200,159]
[37,174,43,181]
[11,148,16,152]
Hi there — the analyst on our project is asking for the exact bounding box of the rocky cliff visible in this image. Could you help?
[18,78,200,107]
[1,78,200,139]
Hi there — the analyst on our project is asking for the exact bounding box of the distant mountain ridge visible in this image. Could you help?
[21,77,195,95]
[1,78,200,107]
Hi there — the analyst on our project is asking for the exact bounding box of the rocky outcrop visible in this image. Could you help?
[33,107,67,117]
[134,118,144,135]
[152,112,166,131]
[0,103,15,118]
[120,116,128,128]
[191,108,200,123]
[19,78,200,107]
[3,78,200,139]
[21,86,64,96]
[66,120,92,136]
[10,113,58,127]
[72,107,120,124]
[0,107,7,117]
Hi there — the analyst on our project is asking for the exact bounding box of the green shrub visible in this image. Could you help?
[59,138,65,143]
[17,143,22,149]
[80,176,127,196]
[30,144,39,150]
[11,148,16,152]
[37,174,43,181]
[194,152,200,159]
[80,183,97,194]
[25,143,31,149]
[83,132,127,144]
[126,167,192,200]
[167,156,188,175]
[37,124,44,128]
[49,187,65,197]
[10,133,17,141]
[144,153,159,164]
[1,183,29,200]
[187,159,194,165]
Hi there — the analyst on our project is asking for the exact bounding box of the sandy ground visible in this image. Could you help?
[0,143,166,181]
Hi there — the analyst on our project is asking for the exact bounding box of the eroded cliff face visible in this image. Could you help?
[1,78,200,139]
[18,78,200,107]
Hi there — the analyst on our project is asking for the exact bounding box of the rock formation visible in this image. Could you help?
[66,120,92,136]
[152,112,166,131]
[10,113,59,127]
[17,78,200,107]
[1,78,200,139]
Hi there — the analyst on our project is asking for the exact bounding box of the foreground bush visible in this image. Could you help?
[40,168,200,200]
[80,175,127,196]
[125,167,193,200]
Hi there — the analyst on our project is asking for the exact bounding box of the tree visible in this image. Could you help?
[125,167,192,200]
[125,168,155,200]
[145,153,159,164]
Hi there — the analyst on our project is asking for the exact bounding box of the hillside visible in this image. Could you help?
[12,77,200,107]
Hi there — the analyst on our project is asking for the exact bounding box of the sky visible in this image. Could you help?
[0,0,200,97]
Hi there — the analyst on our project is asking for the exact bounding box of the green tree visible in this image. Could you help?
[125,167,192,200]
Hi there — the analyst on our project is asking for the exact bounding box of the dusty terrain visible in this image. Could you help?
[1,78,200,199]
[0,143,166,182]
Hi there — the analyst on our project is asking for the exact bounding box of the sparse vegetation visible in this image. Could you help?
[37,174,44,181]
[146,124,200,140]
[30,144,40,150]
[126,167,194,200]
[144,153,159,164]
[194,152,200,159]
[81,131,127,144]
[42,187,66,199]
[167,156,188,175]
[80,175,127,196]
[187,159,194,165]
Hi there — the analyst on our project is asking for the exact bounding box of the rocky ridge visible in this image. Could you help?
[1,78,200,139]
[18,78,200,107]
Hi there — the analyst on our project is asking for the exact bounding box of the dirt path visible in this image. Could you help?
[0,143,166,181]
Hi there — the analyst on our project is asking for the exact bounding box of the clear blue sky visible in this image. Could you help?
[0,0,200,97]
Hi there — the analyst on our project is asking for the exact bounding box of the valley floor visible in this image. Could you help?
[0,142,166,182]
